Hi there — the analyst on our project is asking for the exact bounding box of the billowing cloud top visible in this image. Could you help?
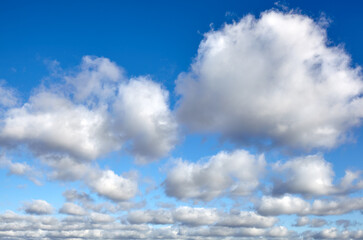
[176,10,363,151]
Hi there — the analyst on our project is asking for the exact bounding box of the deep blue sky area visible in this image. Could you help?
[1,0,363,97]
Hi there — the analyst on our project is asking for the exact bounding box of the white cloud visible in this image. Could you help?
[113,77,178,163]
[257,195,310,216]
[127,207,278,229]
[172,206,219,226]
[0,56,177,164]
[217,211,278,228]
[176,10,363,151]
[127,209,173,225]
[164,149,265,201]
[23,200,54,215]
[0,91,114,160]
[59,202,87,216]
[272,154,363,196]
[65,56,124,104]
[86,169,138,202]
[267,226,289,237]
[257,195,363,216]
[89,212,115,223]
[43,155,138,202]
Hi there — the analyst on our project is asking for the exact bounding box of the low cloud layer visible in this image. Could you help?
[176,10,363,151]
[257,195,363,216]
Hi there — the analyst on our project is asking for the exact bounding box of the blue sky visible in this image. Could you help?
[1,0,363,239]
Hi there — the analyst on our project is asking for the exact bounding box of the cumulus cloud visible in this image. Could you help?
[0,91,114,160]
[23,200,54,215]
[86,169,138,202]
[257,195,363,216]
[173,206,219,226]
[176,10,363,151]
[127,209,173,225]
[272,154,363,196]
[59,202,87,216]
[216,211,277,228]
[44,155,138,202]
[0,56,177,163]
[164,149,265,201]
[113,77,178,164]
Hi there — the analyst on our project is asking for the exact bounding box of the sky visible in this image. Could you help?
[1,0,363,239]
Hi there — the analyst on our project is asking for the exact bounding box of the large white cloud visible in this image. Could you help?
[0,56,177,163]
[272,154,363,196]
[1,92,113,160]
[164,149,265,201]
[176,10,363,151]
[113,77,178,164]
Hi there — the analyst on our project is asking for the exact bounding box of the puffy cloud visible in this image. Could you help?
[176,10,363,151]
[65,56,123,104]
[89,212,115,223]
[216,211,278,228]
[172,206,219,226]
[127,209,173,225]
[272,154,363,196]
[257,195,363,216]
[267,226,289,237]
[44,155,138,202]
[113,77,178,163]
[164,149,265,201]
[23,200,54,215]
[86,169,138,202]
[0,91,114,160]
[0,56,177,164]
[257,195,310,216]
[59,202,87,216]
